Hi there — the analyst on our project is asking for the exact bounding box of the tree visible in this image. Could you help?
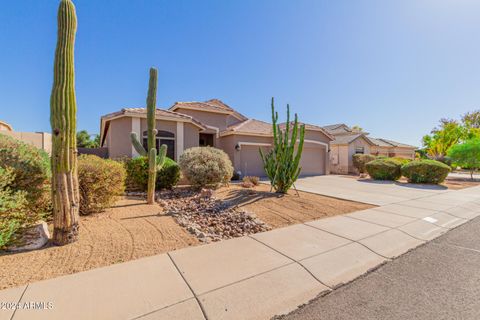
[351,125,364,132]
[50,0,80,245]
[448,138,480,180]
[422,118,466,161]
[76,130,99,148]
[259,98,305,193]
[462,110,480,129]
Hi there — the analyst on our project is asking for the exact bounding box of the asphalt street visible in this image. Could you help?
[281,216,480,320]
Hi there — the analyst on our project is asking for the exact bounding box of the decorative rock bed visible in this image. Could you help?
[156,188,271,242]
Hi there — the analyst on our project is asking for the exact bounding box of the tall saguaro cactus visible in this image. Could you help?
[130,68,167,204]
[259,97,305,193]
[50,0,80,245]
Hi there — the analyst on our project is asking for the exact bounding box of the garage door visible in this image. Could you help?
[299,145,326,176]
[239,146,270,177]
[240,145,325,177]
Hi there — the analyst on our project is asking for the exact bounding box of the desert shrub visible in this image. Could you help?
[243,176,260,186]
[78,155,126,215]
[179,147,234,188]
[352,154,377,173]
[0,167,29,249]
[401,160,451,184]
[389,157,412,165]
[366,158,402,180]
[124,156,180,191]
[0,134,51,219]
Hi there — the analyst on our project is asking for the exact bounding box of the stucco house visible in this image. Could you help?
[100,99,333,177]
[323,123,417,174]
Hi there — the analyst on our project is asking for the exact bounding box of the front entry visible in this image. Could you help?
[199,133,214,147]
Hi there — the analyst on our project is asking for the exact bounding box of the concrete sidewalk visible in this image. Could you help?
[1,186,480,320]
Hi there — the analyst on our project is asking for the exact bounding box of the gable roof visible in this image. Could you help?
[220,119,272,137]
[169,99,248,121]
[369,138,417,149]
[331,133,374,146]
[100,107,207,146]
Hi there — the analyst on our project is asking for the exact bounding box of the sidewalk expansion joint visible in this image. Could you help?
[10,284,28,320]
[166,252,209,320]
[302,223,392,260]
[248,235,333,290]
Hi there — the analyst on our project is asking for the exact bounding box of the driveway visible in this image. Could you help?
[295,175,450,206]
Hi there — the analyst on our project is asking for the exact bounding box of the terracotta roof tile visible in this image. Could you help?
[170,99,248,120]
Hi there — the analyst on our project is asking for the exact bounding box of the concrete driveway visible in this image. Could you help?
[295,175,450,206]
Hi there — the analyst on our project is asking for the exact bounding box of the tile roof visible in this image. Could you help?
[279,122,335,140]
[170,99,248,120]
[222,119,273,136]
[101,107,207,129]
[331,133,373,145]
[369,138,417,149]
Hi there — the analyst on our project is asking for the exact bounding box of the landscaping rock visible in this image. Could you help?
[8,221,50,252]
[156,189,271,243]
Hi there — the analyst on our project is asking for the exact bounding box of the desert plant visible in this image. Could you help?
[260,98,305,193]
[0,134,51,218]
[125,156,180,191]
[0,167,28,249]
[179,147,233,188]
[389,157,412,165]
[50,0,81,245]
[366,158,402,180]
[352,154,377,174]
[401,160,451,184]
[448,138,480,179]
[243,176,260,186]
[78,155,126,215]
[130,68,167,204]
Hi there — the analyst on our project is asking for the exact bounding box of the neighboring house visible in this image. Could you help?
[0,120,52,154]
[100,99,333,177]
[323,123,417,174]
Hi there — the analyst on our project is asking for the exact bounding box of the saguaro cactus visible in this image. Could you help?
[50,0,80,245]
[130,68,167,204]
[259,98,305,193]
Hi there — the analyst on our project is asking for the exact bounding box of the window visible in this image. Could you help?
[142,130,175,160]
[355,147,364,154]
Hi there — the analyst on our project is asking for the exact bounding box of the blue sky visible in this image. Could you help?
[1,0,479,146]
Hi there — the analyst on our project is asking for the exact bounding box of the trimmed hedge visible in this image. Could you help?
[389,157,412,165]
[352,154,377,173]
[366,158,402,181]
[179,147,233,188]
[0,134,51,219]
[401,160,451,184]
[125,156,180,191]
[78,155,126,215]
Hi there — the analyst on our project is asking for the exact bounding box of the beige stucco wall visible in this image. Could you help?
[108,117,132,159]
[330,145,349,174]
[1,131,52,154]
[390,147,415,159]
[184,123,200,150]
[304,130,331,145]
[371,146,392,157]
[347,137,371,173]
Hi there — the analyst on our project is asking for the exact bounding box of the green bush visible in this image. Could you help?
[366,158,402,180]
[0,134,51,219]
[0,167,28,249]
[78,155,126,215]
[352,154,377,173]
[401,160,451,184]
[179,147,234,188]
[389,157,412,165]
[125,156,180,191]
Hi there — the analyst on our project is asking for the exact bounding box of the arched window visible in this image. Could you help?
[142,130,175,160]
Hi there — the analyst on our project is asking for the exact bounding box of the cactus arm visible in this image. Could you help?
[130,132,147,156]
[156,144,167,170]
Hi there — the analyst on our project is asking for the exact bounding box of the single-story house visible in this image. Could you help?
[100,99,334,177]
[323,123,417,174]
